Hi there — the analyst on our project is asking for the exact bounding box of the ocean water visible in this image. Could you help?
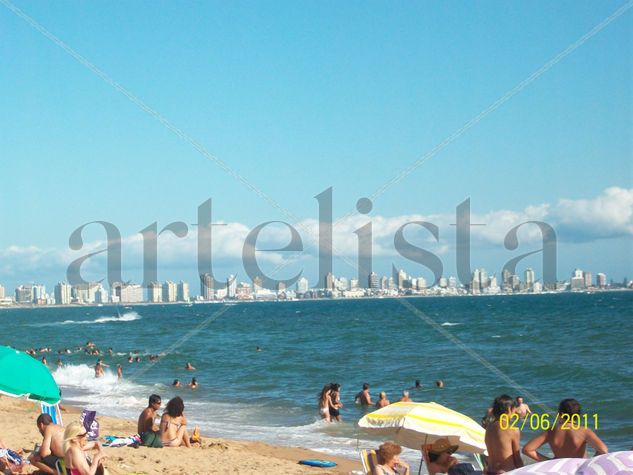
[1,292,632,467]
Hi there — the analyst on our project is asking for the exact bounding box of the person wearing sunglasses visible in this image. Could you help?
[63,421,106,475]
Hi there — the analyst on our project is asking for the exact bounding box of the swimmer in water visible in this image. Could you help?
[184,362,196,371]
[436,380,444,389]
[172,379,181,388]
[187,378,198,389]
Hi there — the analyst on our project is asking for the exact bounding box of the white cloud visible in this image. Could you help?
[0,187,631,284]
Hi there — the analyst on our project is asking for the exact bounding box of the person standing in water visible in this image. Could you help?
[329,383,343,422]
[318,384,331,422]
[117,364,123,380]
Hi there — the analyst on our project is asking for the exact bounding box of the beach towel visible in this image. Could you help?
[80,409,100,440]
[102,434,142,447]
[0,448,25,472]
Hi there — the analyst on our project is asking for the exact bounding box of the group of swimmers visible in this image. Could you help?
[320,379,445,421]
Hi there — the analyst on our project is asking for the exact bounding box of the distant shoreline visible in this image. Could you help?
[0,287,630,311]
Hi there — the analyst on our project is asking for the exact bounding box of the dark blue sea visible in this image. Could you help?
[1,291,632,464]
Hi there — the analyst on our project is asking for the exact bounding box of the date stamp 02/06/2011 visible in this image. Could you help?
[500,413,599,431]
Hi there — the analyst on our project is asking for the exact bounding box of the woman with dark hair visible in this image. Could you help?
[329,383,343,422]
[160,397,191,447]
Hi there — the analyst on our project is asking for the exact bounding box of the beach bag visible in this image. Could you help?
[80,409,100,440]
[190,426,201,444]
[140,430,163,448]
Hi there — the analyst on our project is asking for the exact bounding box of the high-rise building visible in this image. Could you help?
[448,276,457,288]
[0,285,4,299]
[417,277,427,291]
[73,283,99,304]
[163,281,177,302]
[368,272,379,290]
[350,278,359,290]
[32,284,46,304]
[471,269,481,294]
[148,282,162,303]
[524,268,535,291]
[325,272,335,290]
[596,273,607,288]
[583,271,592,289]
[397,269,407,289]
[380,276,388,290]
[502,268,512,288]
[253,276,263,293]
[439,277,448,288]
[177,281,190,302]
[15,285,33,304]
[570,269,585,290]
[94,285,106,304]
[296,277,309,294]
[227,275,237,298]
[119,284,143,303]
[200,273,214,301]
[55,282,72,305]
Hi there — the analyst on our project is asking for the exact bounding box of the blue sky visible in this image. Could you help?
[0,1,631,290]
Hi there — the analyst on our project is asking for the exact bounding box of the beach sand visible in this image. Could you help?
[0,397,361,474]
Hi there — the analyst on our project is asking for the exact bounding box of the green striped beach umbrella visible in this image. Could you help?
[0,345,60,405]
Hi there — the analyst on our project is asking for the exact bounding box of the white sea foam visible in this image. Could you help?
[440,321,462,326]
[57,311,141,326]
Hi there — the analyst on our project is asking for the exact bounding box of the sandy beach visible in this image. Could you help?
[0,397,361,474]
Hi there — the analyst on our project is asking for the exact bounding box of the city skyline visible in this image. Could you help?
[0,264,627,307]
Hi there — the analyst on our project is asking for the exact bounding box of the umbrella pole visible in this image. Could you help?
[417,434,428,475]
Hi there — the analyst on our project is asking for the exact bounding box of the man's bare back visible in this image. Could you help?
[485,420,522,473]
[43,424,65,458]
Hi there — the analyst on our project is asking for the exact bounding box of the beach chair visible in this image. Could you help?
[55,458,68,475]
[41,402,63,426]
[359,448,382,475]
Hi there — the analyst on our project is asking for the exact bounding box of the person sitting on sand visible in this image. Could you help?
[29,414,65,475]
[425,438,458,475]
[184,362,196,371]
[318,384,331,422]
[187,378,198,389]
[523,398,608,461]
[355,383,372,406]
[374,441,410,475]
[137,394,162,435]
[514,396,531,418]
[399,390,412,402]
[160,397,192,448]
[485,394,523,473]
[172,379,181,388]
[376,392,390,408]
[63,421,106,475]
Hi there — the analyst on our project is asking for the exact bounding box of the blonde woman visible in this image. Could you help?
[63,421,106,475]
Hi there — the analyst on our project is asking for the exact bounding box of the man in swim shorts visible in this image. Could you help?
[29,414,65,475]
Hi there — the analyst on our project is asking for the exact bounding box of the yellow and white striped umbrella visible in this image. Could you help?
[358,401,487,454]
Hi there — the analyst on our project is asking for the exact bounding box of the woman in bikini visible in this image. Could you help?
[328,383,343,422]
[318,384,331,422]
[63,421,106,475]
[160,396,192,447]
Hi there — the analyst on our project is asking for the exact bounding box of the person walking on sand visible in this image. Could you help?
[376,392,390,408]
[523,398,607,461]
[485,394,523,473]
[318,384,331,422]
[160,396,192,447]
[355,383,373,406]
